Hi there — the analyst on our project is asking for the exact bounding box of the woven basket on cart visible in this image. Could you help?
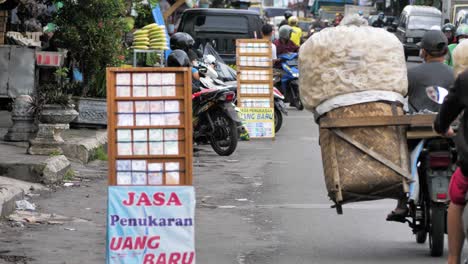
[319,102,410,208]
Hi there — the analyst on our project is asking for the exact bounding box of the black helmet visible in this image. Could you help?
[442,23,456,33]
[284,10,293,20]
[170,32,194,51]
[166,50,191,67]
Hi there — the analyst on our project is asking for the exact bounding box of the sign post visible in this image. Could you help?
[236,39,275,139]
[106,67,195,264]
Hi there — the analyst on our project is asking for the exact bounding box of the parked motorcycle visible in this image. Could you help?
[399,86,456,257]
[197,50,288,133]
[274,53,303,111]
[192,87,241,156]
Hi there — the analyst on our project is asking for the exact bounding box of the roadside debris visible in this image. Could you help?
[15,200,36,211]
[8,211,88,226]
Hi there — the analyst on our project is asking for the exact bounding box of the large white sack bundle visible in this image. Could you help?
[453,40,468,77]
[299,25,408,111]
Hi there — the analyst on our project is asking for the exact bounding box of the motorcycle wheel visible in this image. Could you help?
[209,110,238,156]
[429,204,445,257]
[416,230,427,244]
[274,107,283,133]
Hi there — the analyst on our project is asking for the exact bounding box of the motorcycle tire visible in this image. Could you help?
[429,204,445,257]
[209,110,238,156]
[290,82,304,111]
[274,107,283,133]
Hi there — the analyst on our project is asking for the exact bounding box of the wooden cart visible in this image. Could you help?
[318,102,437,214]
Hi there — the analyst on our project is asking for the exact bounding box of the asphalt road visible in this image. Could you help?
[196,57,468,264]
[0,58,465,264]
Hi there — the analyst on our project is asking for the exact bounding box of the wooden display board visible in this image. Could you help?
[236,39,275,139]
[106,67,193,186]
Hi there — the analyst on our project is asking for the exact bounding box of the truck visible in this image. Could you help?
[312,0,355,21]
[344,4,376,17]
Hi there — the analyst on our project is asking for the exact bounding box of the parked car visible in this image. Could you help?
[393,6,443,60]
[177,8,263,65]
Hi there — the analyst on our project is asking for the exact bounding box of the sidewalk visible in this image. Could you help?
[0,140,276,263]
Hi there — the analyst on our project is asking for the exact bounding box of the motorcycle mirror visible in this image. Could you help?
[426,86,448,104]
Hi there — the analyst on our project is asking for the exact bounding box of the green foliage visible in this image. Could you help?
[63,169,76,181]
[92,146,108,161]
[32,67,75,115]
[53,0,127,98]
[49,150,62,157]
[134,1,154,29]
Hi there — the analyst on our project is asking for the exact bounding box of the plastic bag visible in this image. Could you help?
[453,40,468,77]
[299,25,408,111]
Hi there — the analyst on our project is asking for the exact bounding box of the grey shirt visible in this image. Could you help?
[407,62,455,113]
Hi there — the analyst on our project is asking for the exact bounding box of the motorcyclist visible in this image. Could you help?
[372,12,385,28]
[333,12,344,26]
[442,23,457,44]
[273,25,299,61]
[387,30,455,221]
[288,16,302,46]
[433,43,468,264]
[166,49,202,93]
[279,10,293,28]
[446,24,468,66]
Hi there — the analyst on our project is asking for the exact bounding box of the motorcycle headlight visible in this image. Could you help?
[293,73,299,78]
[407,38,414,43]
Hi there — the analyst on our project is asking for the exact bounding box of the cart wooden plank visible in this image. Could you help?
[319,115,436,128]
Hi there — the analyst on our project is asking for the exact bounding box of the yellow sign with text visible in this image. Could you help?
[239,107,275,139]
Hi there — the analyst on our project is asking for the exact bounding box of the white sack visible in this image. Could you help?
[453,40,468,77]
[299,25,408,111]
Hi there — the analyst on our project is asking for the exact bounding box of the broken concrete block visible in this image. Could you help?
[42,155,71,185]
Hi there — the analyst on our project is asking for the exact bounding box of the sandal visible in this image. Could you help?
[386,208,409,223]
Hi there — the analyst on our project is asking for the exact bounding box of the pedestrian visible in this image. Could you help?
[261,24,277,63]
[433,40,468,264]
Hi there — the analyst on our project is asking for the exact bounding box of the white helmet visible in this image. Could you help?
[204,54,216,65]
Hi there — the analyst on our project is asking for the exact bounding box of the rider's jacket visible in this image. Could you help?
[434,69,468,176]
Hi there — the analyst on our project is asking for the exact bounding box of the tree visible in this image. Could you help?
[53,0,126,97]
[16,0,53,31]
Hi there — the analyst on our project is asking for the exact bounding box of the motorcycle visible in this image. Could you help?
[197,52,288,133]
[396,86,456,257]
[274,53,304,111]
[192,87,241,156]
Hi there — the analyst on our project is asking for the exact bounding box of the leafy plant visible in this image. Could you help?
[63,169,76,181]
[30,67,76,116]
[53,0,126,98]
[91,146,108,161]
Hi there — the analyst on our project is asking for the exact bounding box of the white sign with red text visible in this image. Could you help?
[107,186,195,264]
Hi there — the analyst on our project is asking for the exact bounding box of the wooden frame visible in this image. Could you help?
[236,39,274,109]
[106,67,193,186]
[236,39,275,139]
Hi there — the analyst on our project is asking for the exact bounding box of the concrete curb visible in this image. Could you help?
[61,129,107,163]
[0,176,47,217]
